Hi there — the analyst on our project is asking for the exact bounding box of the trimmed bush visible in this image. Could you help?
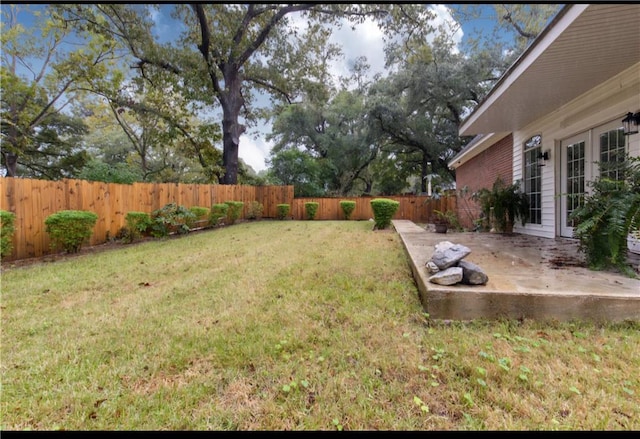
[370,198,400,230]
[276,204,290,220]
[123,211,152,243]
[189,206,210,220]
[1,210,16,257]
[189,206,210,228]
[224,201,244,225]
[339,200,356,220]
[304,202,319,220]
[44,210,98,253]
[246,201,264,220]
[149,203,196,238]
[209,203,229,226]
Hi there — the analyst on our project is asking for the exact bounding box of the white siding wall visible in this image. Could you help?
[512,62,640,238]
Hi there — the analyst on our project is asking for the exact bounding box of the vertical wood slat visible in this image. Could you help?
[30,181,44,257]
[17,179,32,259]
[107,182,122,240]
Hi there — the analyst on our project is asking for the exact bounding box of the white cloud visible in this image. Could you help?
[239,135,273,173]
[430,5,465,52]
[327,18,386,81]
[327,5,464,82]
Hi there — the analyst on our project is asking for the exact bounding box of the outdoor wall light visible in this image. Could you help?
[622,111,640,135]
[537,150,550,167]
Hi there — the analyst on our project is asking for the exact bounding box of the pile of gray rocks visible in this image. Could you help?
[425,241,489,286]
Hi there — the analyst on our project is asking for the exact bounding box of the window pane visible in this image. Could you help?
[523,136,542,225]
[600,128,626,180]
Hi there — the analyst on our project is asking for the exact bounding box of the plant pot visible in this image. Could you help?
[628,234,640,255]
[435,223,448,233]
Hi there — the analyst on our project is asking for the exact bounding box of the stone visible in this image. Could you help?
[458,260,489,285]
[430,242,472,270]
[425,261,440,274]
[429,267,463,285]
[434,241,455,251]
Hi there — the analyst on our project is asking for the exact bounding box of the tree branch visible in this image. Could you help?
[236,4,316,67]
[232,4,255,46]
[245,76,293,104]
[132,58,182,75]
[191,4,222,96]
[502,10,537,40]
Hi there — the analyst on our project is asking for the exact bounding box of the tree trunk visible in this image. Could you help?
[420,153,429,193]
[3,152,18,177]
[221,117,240,185]
[220,72,246,185]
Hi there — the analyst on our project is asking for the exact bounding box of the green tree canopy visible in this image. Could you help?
[268,84,379,196]
[56,4,438,184]
[0,4,122,178]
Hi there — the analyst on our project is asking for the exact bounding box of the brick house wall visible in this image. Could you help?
[455,134,513,230]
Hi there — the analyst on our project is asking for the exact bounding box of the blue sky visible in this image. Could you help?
[4,4,520,173]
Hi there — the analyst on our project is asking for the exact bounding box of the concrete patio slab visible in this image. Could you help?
[392,220,640,323]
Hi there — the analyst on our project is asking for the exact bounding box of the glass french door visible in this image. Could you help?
[559,120,626,238]
[560,132,590,238]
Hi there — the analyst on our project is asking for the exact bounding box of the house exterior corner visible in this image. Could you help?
[450,4,640,250]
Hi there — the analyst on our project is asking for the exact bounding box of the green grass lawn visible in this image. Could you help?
[1,220,638,430]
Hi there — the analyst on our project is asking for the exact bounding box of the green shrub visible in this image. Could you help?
[123,211,152,243]
[276,204,290,220]
[189,206,210,220]
[44,210,98,253]
[339,200,356,220]
[209,203,229,226]
[149,203,196,238]
[189,206,210,228]
[224,201,244,225]
[370,198,400,230]
[570,155,640,276]
[246,201,264,220]
[304,202,319,220]
[1,210,16,257]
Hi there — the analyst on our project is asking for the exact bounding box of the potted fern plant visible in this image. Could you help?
[431,209,458,233]
[569,155,640,276]
[473,177,529,234]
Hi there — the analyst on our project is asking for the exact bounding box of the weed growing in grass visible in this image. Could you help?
[476,367,488,388]
[281,379,310,394]
[413,396,430,413]
[463,392,475,407]
[518,365,532,382]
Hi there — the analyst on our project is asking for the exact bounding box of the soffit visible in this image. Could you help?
[459,4,640,136]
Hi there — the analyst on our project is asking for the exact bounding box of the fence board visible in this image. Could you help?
[16,179,31,259]
[31,181,44,258]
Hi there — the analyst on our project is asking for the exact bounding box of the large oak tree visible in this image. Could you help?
[57,4,436,184]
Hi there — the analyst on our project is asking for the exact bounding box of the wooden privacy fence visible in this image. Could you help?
[292,194,456,222]
[0,177,294,261]
[0,177,456,261]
